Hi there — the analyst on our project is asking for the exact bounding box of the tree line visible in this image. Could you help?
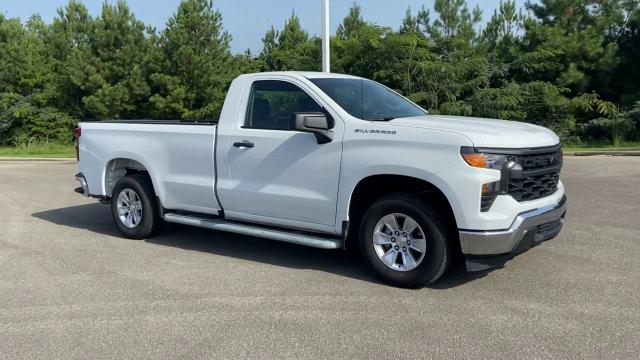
[1,0,639,146]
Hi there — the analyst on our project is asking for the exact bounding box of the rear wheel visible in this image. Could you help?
[358,193,450,288]
[110,174,158,239]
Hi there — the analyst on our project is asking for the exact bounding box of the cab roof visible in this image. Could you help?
[244,71,363,80]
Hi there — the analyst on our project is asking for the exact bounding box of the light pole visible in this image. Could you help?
[322,0,330,73]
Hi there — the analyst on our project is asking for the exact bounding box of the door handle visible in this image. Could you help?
[233,141,254,148]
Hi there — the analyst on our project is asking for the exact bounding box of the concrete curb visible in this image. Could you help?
[565,151,640,157]
[0,157,76,162]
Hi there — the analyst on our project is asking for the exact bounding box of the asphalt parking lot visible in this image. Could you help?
[0,157,639,359]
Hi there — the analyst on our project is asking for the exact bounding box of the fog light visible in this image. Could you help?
[481,181,501,212]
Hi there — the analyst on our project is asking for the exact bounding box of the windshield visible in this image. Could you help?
[310,78,427,121]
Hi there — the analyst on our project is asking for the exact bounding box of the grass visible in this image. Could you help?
[564,141,640,152]
[0,143,76,158]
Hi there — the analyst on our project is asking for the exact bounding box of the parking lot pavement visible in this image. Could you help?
[0,157,638,359]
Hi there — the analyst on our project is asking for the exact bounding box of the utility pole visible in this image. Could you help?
[322,0,330,72]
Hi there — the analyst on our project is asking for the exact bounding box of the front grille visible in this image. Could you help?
[513,150,563,171]
[471,145,563,209]
[508,170,560,201]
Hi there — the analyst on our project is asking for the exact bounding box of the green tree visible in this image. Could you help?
[625,101,640,140]
[481,0,526,85]
[336,2,366,39]
[67,0,154,119]
[332,4,395,78]
[278,12,309,50]
[260,12,320,71]
[611,0,640,105]
[150,0,233,119]
[429,0,482,46]
[46,0,94,118]
[516,0,640,141]
[1,0,639,145]
[0,14,73,145]
[521,0,619,95]
[400,7,421,35]
[402,0,489,112]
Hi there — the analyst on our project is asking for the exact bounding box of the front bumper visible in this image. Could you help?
[459,196,566,271]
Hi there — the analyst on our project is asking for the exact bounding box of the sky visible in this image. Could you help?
[1,0,529,54]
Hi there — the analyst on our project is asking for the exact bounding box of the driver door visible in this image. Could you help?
[217,78,343,233]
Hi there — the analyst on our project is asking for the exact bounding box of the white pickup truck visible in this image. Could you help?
[74,71,566,287]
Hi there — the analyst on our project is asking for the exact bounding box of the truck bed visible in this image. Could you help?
[77,120,221,215]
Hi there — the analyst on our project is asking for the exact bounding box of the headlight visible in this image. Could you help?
[460,147,515,212]
[460,147,509,170]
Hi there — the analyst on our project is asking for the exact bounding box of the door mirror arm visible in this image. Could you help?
[292,112,334,144]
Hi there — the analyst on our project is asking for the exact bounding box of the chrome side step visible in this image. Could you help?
[163,213,343,250]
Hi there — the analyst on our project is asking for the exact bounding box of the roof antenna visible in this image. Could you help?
[322,0,330,73]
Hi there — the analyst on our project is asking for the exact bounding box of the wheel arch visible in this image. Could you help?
[344,174,459,251]
[103,156,158,199]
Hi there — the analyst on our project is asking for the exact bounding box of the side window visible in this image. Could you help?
[244,80,323,130]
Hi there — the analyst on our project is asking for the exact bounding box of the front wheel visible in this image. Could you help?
[358,194,450,288]
[110,174,158,239]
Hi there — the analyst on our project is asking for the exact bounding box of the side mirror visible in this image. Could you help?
[292,112,334,144]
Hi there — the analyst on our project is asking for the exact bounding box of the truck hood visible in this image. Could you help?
[388,115,560,148]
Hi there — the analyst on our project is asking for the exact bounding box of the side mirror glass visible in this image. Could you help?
[292,112,334,144]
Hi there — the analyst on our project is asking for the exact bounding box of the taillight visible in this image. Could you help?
[74,127,81,161]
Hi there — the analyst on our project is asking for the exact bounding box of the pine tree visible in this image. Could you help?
[259,12,320,71]
[429,0,482,43]
[400,7,420,35]
[278,12,309,50]
[337,3,365,39]
[46,0,94,118]
[69,0,153,119]
[150,0,233,119]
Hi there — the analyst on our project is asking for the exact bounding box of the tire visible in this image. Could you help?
[110,174,158,239]
[358,193,450,288]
